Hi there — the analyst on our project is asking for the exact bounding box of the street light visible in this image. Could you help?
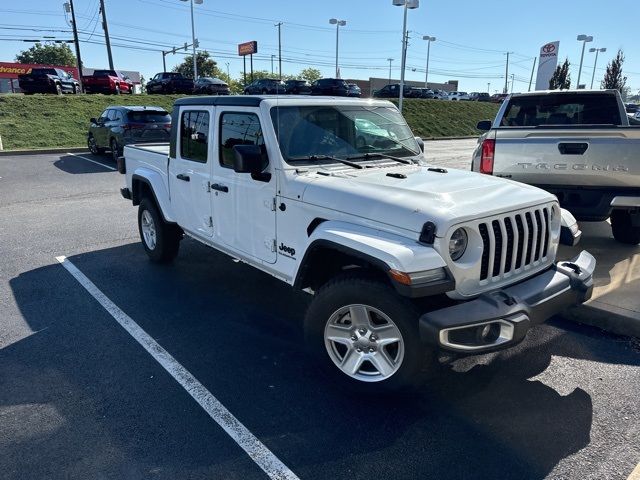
[180,0,203,80]
[576,34,593,89]
[271,54,275,75]
[387,58,394,83]
[329,18,347,78]
[422,35,435,88]
[392,0,419,113]
[589,47,606,89]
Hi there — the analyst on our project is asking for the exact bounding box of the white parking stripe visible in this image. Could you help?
[66,152,117,171]
[56,255,300,480]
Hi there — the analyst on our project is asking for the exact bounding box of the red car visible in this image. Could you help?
[83,70,134,94]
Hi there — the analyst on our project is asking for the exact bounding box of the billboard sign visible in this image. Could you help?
[0,62,79,79]
[238,41,258,56]
[535,41,560,90]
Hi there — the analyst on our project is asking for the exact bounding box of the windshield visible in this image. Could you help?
[270,105,419,164]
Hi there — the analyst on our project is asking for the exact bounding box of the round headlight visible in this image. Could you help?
[449,228,468,261]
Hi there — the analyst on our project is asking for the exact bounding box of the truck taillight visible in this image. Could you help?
[480,138,495,175]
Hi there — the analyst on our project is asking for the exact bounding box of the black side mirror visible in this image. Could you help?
[476,120,492,131]
[90,117,97,124]
[415,136,425,152]
[233,144,267,174]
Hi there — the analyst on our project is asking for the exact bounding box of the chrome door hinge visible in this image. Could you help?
[271,239,277,252]
[208,216,213,228]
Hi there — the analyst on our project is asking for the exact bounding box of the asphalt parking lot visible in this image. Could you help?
[1,149,640,480]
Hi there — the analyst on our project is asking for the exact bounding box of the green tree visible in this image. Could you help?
[549,59,571,90]
[601,49,627,93]
[15,42,76,66]
[173,51,221,79]
[299,67,322,83]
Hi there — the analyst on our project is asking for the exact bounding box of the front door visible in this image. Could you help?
[168,107,214,239]
[210,109,277,263]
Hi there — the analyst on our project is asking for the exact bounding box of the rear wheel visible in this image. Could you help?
[611,210,640,245]
[305,271,433,392]
[87,135,105,155]
[138,198,182,263]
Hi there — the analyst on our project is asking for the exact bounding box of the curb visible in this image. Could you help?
[0,147,87,156]
[561,301,640,338]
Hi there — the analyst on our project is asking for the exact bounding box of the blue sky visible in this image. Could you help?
[1,0,638,93]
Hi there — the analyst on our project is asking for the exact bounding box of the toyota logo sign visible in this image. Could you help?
[542,43,556,54]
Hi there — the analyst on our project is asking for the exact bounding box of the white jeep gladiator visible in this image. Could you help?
[472,89,640,244]
[119,96,595,390]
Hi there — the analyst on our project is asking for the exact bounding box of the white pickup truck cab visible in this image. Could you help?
[120,96,595,391]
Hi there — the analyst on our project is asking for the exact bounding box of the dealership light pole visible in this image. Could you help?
[387,58,393,83]
[576,34,593,89]
[422,35,435,88]
[64,1,83,92]
[275,22,283,80]
[329,18,346,78]
[180,0,202,80]
[393,0,419,113]
[503,51,513,94]
[589,47,606,89]
[271,54,275,75]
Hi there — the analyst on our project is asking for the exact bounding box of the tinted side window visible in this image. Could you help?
[180,111,209,163]
[219,112,264,169]
[98,109,110,122]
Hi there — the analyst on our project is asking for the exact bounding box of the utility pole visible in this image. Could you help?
[503,52,512,94]
[528,56,537,92]
[487,82,490,93]
[99,0,114,70]
[510,73,515,93]
[67,0,83,92]
[275,22,283,80]
[387,58,393,83]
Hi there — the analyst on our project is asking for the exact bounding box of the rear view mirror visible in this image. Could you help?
[415,136,424,152]
[90,117,97,124]
[233,144,267,174]
[476,120,492,131]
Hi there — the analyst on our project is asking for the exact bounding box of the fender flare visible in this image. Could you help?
[131,170,176,223]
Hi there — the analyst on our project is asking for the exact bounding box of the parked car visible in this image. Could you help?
[473,89,640,244]
[415,88,437,99]
[310,78,350,96]
[431,89,449,100]
[625,103,639,114]
[18,67,80,95]
[284,79,311,95]
[489,93,508,103]
[87,106,171,162]
[447,91,470,101]
[120,95,594,392]
[244,78,286,95]
[469,92,491,102]
[82,70,134,94]
[146,72,194,94]
[347,83,362,97]
[373,83,420,98]
[193,77,230,95]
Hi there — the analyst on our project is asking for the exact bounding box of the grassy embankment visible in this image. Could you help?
[0,94,499,150]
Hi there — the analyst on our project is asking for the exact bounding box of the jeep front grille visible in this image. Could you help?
[478,206,552,282]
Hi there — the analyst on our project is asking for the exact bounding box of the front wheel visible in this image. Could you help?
[55,83,62,95]
[305,272,432,392]
[114,84,121,95]
[611,210,640,245]
[138,198,182,263]
[110,138,120,162]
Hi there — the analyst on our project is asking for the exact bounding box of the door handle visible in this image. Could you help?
[176,173,190,182]
[210,183,229,193]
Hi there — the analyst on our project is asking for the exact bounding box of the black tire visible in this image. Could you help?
[611,210,640,245]
[304,271,434,392]
[55,83,62,95]
[110,138,121,163]
[261,88,268,94]
[87,135,105,155]
[114,84,121,95]
[137,198,182,263]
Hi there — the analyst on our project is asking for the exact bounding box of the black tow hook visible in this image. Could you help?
[561,262,582,275]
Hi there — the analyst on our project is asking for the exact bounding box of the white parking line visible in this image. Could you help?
[56,255,299,480]
[66,152,117,171]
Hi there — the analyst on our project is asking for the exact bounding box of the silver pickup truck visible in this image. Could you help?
[472,90,640,244]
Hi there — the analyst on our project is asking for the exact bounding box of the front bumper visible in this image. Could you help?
[419,251,595,353]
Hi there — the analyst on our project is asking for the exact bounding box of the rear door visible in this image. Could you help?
[210,109,277,263]
[168,107,214,238]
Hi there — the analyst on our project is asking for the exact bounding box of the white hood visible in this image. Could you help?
[300,165,556,235]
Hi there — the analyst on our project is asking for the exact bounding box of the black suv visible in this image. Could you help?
[373,83,419,99]
[310,78,350,96]
[18,68,80,95]
[284,79,311,94]
[146,72,194,94]
[244,78,286,94]
[87,106,172,162]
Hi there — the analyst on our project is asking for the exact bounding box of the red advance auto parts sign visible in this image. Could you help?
[0,62,79,79]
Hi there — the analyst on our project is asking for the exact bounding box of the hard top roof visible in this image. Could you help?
[174,95,394,108]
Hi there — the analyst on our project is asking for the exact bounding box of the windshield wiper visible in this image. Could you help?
[347,152,414,165]
[288,155,364,170]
